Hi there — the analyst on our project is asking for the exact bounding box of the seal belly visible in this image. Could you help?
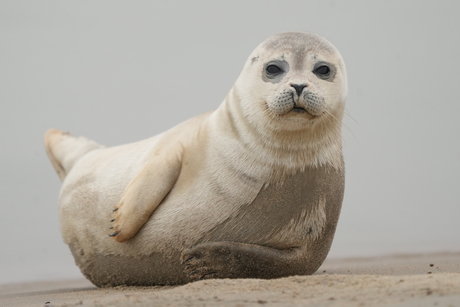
[69,165,344,287]
[200,165,344,252]
[69,244,189,286]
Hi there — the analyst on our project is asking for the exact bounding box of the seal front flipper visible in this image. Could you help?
[110,146,183,243]
[181,241,309,281]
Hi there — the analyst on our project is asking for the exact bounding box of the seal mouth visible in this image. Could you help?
[288,105,318,118]
[291,107,307,113]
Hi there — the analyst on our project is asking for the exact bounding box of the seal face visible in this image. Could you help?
[44,32,347,286]
[236,32,346,142]
[262,56,333,116]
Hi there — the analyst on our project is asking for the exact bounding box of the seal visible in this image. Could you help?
[44,32,347,286]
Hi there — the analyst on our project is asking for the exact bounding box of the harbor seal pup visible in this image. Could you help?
[44,31,347,286]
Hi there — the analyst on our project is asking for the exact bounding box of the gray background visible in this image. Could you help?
[1,1,459,284]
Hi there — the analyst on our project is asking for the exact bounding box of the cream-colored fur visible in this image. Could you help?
[45,32,347,284]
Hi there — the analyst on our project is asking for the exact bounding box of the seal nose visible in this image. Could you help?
[290,83,307,96]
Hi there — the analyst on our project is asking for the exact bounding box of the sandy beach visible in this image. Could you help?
[1,252,459,307]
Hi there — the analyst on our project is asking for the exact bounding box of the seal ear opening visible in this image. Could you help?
[44,129,103,181]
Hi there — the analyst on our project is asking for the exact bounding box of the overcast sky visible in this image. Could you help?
[1,0,459,284]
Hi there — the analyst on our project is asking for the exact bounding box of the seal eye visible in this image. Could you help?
[266,65,282,75]
[315,65,330,76]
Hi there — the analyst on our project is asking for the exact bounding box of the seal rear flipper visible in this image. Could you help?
[181,241,313,281]
[44,129,104,181]
[110,145,184,243]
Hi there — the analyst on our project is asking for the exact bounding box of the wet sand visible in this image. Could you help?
[1,252,459,307]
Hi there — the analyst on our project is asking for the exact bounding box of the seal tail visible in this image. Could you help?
[44,129,104,181]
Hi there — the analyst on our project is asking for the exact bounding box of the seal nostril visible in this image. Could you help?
[291,84,307,96]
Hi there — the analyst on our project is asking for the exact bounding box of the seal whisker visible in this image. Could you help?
[344,107,359,125]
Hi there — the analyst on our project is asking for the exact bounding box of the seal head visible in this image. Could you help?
[223,32,347,174]
[236,32,346,133]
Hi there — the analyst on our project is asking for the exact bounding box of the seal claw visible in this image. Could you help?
[109,231,120,237]
[182,255,194,264]
[187,269,199,276]
[200,272,217,280]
